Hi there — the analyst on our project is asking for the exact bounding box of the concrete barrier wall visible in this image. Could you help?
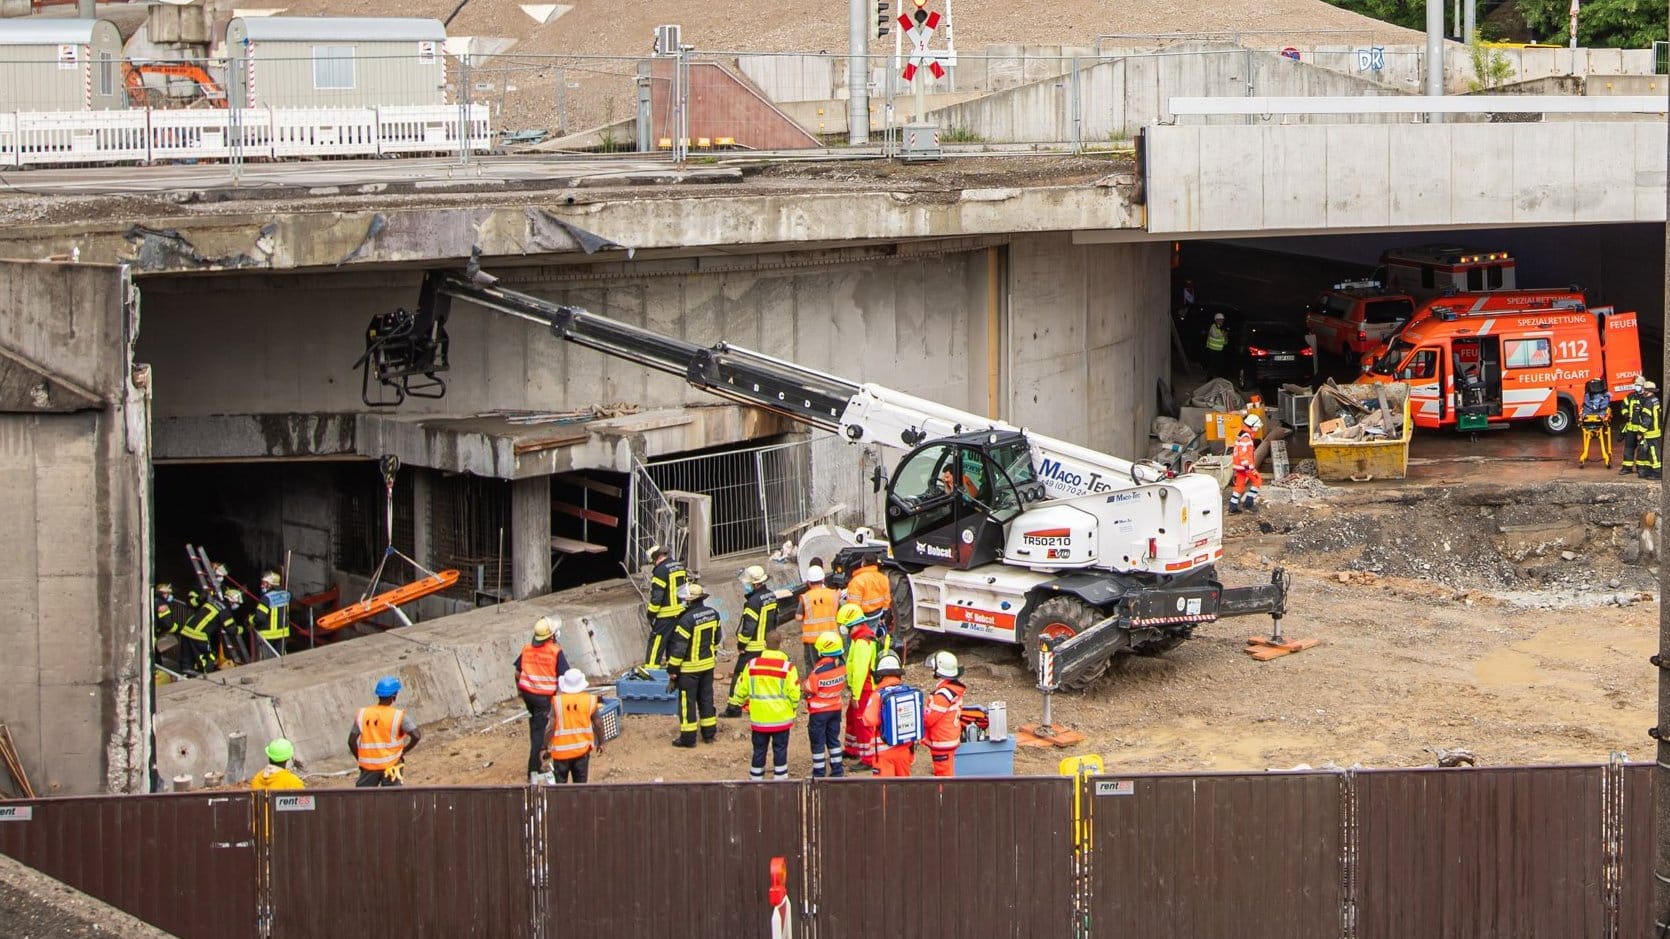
[934,45,1403,143]
[152,554,786,783]
[1145,121,1669,235]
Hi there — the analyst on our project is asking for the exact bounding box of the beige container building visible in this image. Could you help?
[0,19,127,111]
[224,17,447,109]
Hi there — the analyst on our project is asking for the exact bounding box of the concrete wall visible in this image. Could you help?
[737,43,1093,106]
[138,234,1172,465]
[1146,122,1669,235]
[1006,233,1170,458]
[934,44,1407,143]
[0,261,150,795]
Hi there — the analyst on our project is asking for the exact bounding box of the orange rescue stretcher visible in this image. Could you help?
[316,546,460,633]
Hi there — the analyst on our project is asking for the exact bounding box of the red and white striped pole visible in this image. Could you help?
[1038,648,1056,735]
[768,856,792,939]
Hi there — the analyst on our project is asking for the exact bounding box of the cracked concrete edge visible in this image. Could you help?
[0,854,178,939]
[0,183,1133,273]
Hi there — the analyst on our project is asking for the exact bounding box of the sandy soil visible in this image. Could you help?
[298,470,1663,788]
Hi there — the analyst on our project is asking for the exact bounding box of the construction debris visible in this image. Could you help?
[1313,379,1405,441]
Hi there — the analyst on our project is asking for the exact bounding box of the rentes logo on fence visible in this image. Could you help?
[0,805,34,821]
[273,795,316,812]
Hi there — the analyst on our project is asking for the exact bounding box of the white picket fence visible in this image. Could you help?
[0,104,491,168]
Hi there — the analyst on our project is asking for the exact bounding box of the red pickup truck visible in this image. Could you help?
[1305,281,1417,358]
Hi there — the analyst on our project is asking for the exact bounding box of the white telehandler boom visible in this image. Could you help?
[358,264,1287,688]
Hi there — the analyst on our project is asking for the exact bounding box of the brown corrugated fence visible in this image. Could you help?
[0,764,1661,938]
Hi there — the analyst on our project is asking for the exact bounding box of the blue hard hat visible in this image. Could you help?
[374,675,402,698]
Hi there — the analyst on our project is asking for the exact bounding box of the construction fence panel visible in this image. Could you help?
[1087,771,1345,939]
[267,106,379,158]
[543,782,806,936]
[378,104,491,155]
[647,438,812,559]
[268,787,535,939]
[14,108,149,165]
[1354,765,1609,939]
[0,112,15,167]
[810,778,1076,937]
[1620,763,1656,939]
[147,107,237,161]
[0,792,259,939]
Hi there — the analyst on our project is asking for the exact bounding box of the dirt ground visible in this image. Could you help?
[300,451,1663,788]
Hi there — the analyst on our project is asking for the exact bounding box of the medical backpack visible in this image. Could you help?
[878,683,923,746]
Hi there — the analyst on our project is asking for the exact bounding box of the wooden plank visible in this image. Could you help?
[553,500,619,527]
[556,474,624,499]
[550,535,609,555]
[511,430,589,455]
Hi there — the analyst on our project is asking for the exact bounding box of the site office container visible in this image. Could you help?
[1378,244,1517,301]
[224,16,448,109]
[1362,299,1642,434]
[0,18,127,112]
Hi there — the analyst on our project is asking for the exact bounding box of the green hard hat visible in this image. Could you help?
[265,738,294,764]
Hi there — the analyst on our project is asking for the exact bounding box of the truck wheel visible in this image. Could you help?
[888,570,918,647]
[1023,596,1115,690]
[1541,400,1575,435]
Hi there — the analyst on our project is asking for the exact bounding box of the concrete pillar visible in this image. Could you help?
[76,0,93,19]
[1426,0,1445,123]
[510,476,550,599]
[411,469,433,568]
[848,0,870,145]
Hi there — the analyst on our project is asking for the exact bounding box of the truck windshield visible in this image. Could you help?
[988,438,1035,487]
[1371,340,1414,375]
[1363,298,1415,324]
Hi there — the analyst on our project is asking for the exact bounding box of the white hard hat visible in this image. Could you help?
[558,668,587,694]
[741,565,768,586]
[806,565,825,583]
[1243,414,1263,433]
[647,543,667,560]
[1647,381,1659,392]
[259,571,282,587]
[929,650,962,679]
[874,651,903,676]
[1213,312,1225,321]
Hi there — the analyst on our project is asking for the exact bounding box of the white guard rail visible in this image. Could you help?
[0,104,491,167]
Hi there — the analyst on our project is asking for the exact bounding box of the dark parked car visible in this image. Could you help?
[1230,319,1314,389]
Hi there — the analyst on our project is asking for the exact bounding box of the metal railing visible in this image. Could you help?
[646,437,813,559]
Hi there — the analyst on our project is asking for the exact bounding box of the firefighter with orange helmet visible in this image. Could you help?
[1229,414,1263,514]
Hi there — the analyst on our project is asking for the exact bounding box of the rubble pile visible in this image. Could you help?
[1313,381,1404,442]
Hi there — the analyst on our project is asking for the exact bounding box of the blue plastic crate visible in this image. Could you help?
[954,736,1017,777]
[615,668,678,716]
[597,696,623,743]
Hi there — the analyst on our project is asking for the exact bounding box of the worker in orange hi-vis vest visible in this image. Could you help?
[842,556,892,630]
[796,565,838,672]
[348,675,421,787]
[1228,413,1263,515]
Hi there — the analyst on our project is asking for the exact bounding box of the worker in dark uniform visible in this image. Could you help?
[217,587,250,665]
[644,544,687,668]
[249,571,291,657]
[724,565,777,718]
[153,583,189,672]
[1638,381,1662,480]
[179,589,236,674]
[667,582,721,748]
[1621,378,1646,475]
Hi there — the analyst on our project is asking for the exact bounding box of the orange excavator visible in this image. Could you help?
[122,62,228,109]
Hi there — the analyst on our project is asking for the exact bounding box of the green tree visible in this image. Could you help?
[1324,0,1428,31]
[1517,0,1666,48]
